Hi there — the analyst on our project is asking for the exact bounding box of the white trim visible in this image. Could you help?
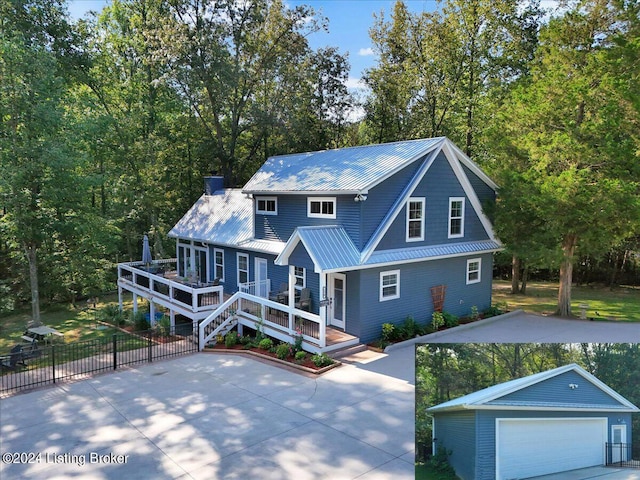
[213,248,225,281]
[379,270,400,301]
[466,258,481,285]
[256,196,278,215]
[307,197,336,219]
[236,252,249,287]
[406,197,425,242]
[448,197,465,239]
[329,272,346,329]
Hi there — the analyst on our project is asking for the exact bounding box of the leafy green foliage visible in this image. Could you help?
[311,353,333,368]
[258,338,273,351]
[275,342,291,360]
[224,331,238,347]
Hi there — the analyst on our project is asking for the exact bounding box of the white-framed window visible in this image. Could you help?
[448,197,465,238]
[214,248,225,281]
[237,253,249,286]
[406,197,425,242]
[293,266,306,290]
[466,258,481,285]
[379,270,400,301]
[256,196,277,215]
[307,197,336,219]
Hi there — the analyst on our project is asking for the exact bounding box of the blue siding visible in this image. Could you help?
[377,152,490,250]
[359,158,424,249]
[255,195,361,246]
[433,411,477,480]
[462,164,495,207]
[289,243,320,314]
[491,370,629,407]
[348,253,493,343]
[473,410,631,480]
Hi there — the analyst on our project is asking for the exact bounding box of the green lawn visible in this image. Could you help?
[0,294,127,352]
[492,280,640,321]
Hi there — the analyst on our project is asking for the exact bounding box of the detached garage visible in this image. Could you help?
[427,363,639,480]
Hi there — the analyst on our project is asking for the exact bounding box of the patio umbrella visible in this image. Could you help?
[142,234,153,265]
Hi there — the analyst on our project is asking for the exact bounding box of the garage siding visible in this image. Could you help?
[475,410,624,479]
[434,411,477,480]
[489,370,627,407]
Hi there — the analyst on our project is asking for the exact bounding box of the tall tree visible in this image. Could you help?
[490,0,640,316]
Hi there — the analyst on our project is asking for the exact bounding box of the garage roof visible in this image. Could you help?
[427,363,639,413]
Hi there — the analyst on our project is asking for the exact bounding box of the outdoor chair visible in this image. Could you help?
[0,344,27,370]
[295,288,311,311]
[269,283,288,303]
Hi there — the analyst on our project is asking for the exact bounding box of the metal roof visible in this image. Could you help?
[168,190,253,246]
[427,363,640,413]
[364,240,502,267]
[282,226,361,271]
[243,137,445,193]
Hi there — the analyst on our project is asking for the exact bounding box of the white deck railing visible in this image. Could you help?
[238,279,271,298]
[118,260,224,313]
[199,291,325,353]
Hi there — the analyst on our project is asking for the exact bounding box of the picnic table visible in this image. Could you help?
[22,326,64,344]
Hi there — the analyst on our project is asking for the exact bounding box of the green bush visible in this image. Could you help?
[100,304,125,326]
[400,316,423,339]
[258,338,273,351]
[131,311,150,331]
[431,311,444,330]
[239,335,252,346]
[429,444,456,475]
[381,323,396,342]
[275,342,291,360]
[311,353,333,368]
[155,315,171,335]
[483,303,506,318]
[294,351,307,363]
[442,311,459,328]
[225,331,238,347]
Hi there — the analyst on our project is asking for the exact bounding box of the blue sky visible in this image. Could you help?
[67,0,442,86]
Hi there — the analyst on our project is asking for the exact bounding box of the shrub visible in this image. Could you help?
[100,304,125,326]
[381,323,396,343]
[275,342,291,360]
[292,328,304,353]
[399,316,423,339]
[155,315,172,336]
[470,305,479,321]
[239,335,252,346]
[429,444,456,475]
[484,303,507,318]
[258,338,273,351]
[431,311,444,330]
[132,311,150,331]
[311,353,333,368]
[224,331,238,347]
[442,311,459,328]
[294,351,307,363]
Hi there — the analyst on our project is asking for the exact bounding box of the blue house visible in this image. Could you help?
[427,363,639,480]
[117,137,501,352]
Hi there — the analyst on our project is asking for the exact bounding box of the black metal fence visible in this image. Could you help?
[0,326,198,396]
[605,443,640,468]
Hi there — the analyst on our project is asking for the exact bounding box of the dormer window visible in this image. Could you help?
[308,197,336,219]
[256,196,277,215]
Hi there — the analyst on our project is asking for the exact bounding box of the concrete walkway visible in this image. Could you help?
[526,466,640,479]
[0,348,415,480]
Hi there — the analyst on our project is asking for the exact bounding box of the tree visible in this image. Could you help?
[490,0,640,316]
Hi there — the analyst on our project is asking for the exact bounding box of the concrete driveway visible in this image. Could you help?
[0,349,415,480]
[526,466,640,479]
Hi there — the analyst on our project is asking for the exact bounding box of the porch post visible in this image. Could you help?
[118,285,123,312]
[288,266,296,332]
[133,293,138,314]
[149,300,156,327]
[319,273,327,348]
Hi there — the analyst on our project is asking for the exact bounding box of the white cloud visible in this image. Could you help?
[345,77,367,90]
[358,47,375,56]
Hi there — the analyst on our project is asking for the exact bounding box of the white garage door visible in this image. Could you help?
[496,418,606,480]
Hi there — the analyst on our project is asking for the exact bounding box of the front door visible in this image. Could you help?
[611,424,627,463]
[329,273,346,329]
[255,258,268,298]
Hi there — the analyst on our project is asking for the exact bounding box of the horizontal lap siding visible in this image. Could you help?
[352,253,493,343]
[476,410,626,479]
[289,243,320,314]
[490,370,628,407]
[434,412,477,480]
[210,247,287,296]
[377,152,490,250]
[254,195,361,246]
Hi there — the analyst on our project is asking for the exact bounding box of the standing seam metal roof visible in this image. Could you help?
[242,137,445,193]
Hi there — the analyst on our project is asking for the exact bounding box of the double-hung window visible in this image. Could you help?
[448,197,465,238]
[237,253,249,286]
[379,270,400,301]
[466,258,481,285]
[406,197,425,242]
[294,266,306,290]
[308,197,336,219]
[214,248,225,281]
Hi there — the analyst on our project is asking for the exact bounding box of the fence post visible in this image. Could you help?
[51,345,56,384]
[113,334,117,370]
[148,333,152,363]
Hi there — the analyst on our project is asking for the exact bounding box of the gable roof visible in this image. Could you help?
[427,363,639,413]
[167,189,254,247]
[242,137,446,194]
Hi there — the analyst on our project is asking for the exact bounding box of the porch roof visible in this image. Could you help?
[364,240,502,267]
[168,189,253,246]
